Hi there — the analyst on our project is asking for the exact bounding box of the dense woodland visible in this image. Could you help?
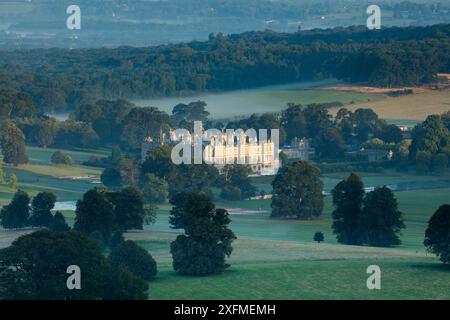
[0,24,448,113]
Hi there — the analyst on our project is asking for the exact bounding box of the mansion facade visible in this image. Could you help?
[142,130,280,176]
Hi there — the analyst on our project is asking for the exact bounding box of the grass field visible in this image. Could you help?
[26,146,110,165]
[147,186,450,253]
[127,229,450,300]
[148,258,450,300]
[0,147,104,205]
[130,169,450,300]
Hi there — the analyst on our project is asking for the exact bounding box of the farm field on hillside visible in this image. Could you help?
[336,89,450,122]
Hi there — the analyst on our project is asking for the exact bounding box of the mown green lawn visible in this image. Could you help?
[0,147,104,205]
[135,170,450,300]
[131,233,449,300]
[148,258,450,300]
[26,146,110,165]
[152,183,450,253]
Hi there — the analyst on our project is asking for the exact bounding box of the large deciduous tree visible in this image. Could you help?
[74,189,115,244]
[0,90,37,120]
[0,190,30,229]
[332,173,365,245]
[106,187,147,231]
[101,167,123,189]
[109,240,157,281]
[220,165,257,200]
[377,124,403,144]
[354,108,384,143]
[271,161,324,219]
[424,204,450,264]
[141,144,175,181]
[0,121,28,166]
[358,187,405,247]
[141,173,169,204]
[169,192,236,276]
[34,120,58,148]
[74,187,152,245]
[49,211,71,233]
[51,151,72,165]
[30,192,57,227]
[314,127,346,159]
[120,107,172,150]
[410,115,450,172]
[281,104,307,142]
[172,101,210,126]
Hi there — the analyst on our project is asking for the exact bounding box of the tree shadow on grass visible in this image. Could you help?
[408,261,450,273]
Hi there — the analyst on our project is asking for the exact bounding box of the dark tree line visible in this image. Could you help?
[0,230,152,300]
[73,187,154,246]
[4,95,450,177]
[0,187,158,300]
[0,190,68,230]
[0,24,447,113]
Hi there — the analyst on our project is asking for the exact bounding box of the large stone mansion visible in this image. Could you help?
[141,130,281,176]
